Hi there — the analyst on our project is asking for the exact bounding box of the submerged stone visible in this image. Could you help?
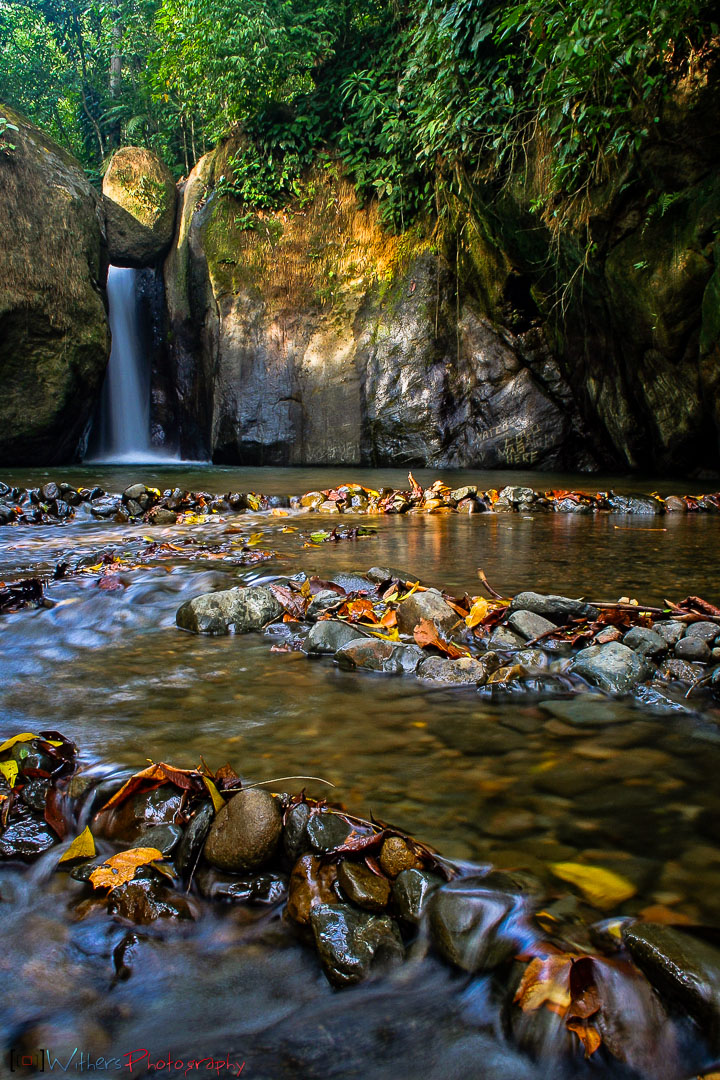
[417,655,498,687]
[303,620,366,655]
[196,868,287,904]
[428,877,530,972]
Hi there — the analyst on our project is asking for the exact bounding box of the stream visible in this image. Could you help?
[1,466,720,1078]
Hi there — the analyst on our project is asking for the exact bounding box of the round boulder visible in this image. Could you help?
[203,788,282,872]
[103,147,176,267]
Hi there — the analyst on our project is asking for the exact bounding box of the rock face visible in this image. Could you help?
[103,147,176,267]
[0,103,109,464]
[162,145,593,465]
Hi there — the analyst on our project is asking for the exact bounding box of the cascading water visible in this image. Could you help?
[88,265,177,463]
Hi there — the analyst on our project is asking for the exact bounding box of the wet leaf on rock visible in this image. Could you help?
[203,777,226,813]
[413,619,469,658]
[89,847,164,891]
[0,760,19,788]
[99,761,207,812]
[58,825,96,864]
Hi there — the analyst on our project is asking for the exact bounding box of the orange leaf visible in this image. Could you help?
[340,599,379,624]
[380,609,398,628]
[514,955,573,1013]
[566,1018,602,1057]
[89,847,164,891]
[413,618,469,658]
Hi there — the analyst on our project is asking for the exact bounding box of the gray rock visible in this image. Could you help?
[651,620,686,646]
[334,638,400,673]
[540,697,635,726]
[513,649,548,668]
[661,657,705,682]
[488,626,525,650]
[366,567,422,585]
[428,877,529,971]
[203,788,282,872]
[674,637,711,663]
[176,801,214,876]
[392,868,444,924]
[623,922,720,1031]
[138,824,183,855]
[507,610,557,640]
[306,590,343,621]
[176,586,282,635]
[306,812,352,853]
[304,620,367,655]
[417,654,498,687]
[0,809,58,858]
[570,642,650,693]
[332,573,373,593]
[685,621,719,643]
[392,644,425,673]
[509,592,598,622]
[310,903,404,986]
[283,802,311,860]
[622,626,668,658]
[337,860,391,912]
[395,590,459,634]
[196,868,287,904]
[606,493,663,515]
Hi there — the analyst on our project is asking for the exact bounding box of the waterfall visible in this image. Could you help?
[88,265,177,463]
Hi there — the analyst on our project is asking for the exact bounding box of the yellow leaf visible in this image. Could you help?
[551,862,636,909]
[203,776,226,813]
[246,493,261,511]
[0,732,38,754]
[271,509,289,516]
[369,628,400,642]
[280,526,297,533]
[300,579,311,598]
[89,847,164,891]
[246,532,264,546]
[466,598,491,627]
[0,760,19,788]
[58,825,96,864]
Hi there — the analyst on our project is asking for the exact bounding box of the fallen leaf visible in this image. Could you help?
[466,598,491,627]
[89,847,164,891]
[413,618,469,658]
[203,776,226,813]
[0,732,39,754]
[0,760,19,787]
[58,825,96,864]
[566,1018,602,1057]
[551,862,636,909]
[514,955,573,1013]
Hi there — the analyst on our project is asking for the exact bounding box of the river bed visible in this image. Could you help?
[1,467,720,1078]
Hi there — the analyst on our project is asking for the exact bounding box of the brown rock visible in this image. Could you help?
[203,788,282,872]
[285,854,339,926]
[337,859,391,912]
[379,836,422,878]
[103,146,176,266]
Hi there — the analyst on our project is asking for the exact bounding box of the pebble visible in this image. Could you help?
[203,788,283,872]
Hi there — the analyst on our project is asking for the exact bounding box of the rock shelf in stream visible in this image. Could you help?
[2,475,720,526]
[1,729,720,1073]
[175,569,720,708]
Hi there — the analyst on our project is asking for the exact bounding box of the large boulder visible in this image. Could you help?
[103,147,176,267]
[0,104,109,464]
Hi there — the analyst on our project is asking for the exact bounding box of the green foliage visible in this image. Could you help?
[0,115,20,154]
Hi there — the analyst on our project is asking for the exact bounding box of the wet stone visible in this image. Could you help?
[488,626,525,650]
[310,903,404,987]
[539,697,634,726]
[337,859,391,912]
[196,867,287,904]
[0,808,58,858]
[428,878,529,972]
[395,590,458,634]
[392,644,425,673]
[623,922,720,1032]
[176,585,282,635]
[379,836,421,877]
[652,620,686,646]
[283,802,311,860]
[392,868,444,924]
[107,878,193,925]
[509,592,598,623]
[203,788,283,872]
[304,619,366,655]
[606,493,663,514]
[662,657,705,683]
[20,778,51,811]
[306,590,342,621]
[674,637,711,663]
[175,800,214,876]
[334,638,399,673]
[623,626,668,658]
[137,823,183,855]
[285,854,340,926]
[685,621,719,643]
[306,811,352,853]
[418,655,498,687]
[507,610,557,640]
[96,784,182,842]
[570,641,650,693]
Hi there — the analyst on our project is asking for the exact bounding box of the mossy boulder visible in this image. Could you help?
[0,103,109,465]
[103,146,176,267]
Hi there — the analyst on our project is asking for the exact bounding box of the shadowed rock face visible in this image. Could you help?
[0,103,109,465]
[103,147,176,268]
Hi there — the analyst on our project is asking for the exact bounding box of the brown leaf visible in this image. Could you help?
[413,618,469,658]
[269,583,308,620]
[566,1018,602,1057]
[98,762,204,812]
[339,598,379,624]
[89,847,164,891]
[407,471,424,502]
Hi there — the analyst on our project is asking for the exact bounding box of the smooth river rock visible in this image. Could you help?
[203,788,282,872]
[417,654,499,687]
[310,903,404,986]
[509,592,599,623]
[570,641,650,693]
[304,619,367,654]
[428,878,530,972]
[176,586,282,635]
[395,590,459,634]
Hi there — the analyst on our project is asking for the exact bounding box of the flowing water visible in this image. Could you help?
[1,466,720,1078]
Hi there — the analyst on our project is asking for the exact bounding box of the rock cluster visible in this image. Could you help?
[176,568,720,705]
[2,477,720,526]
